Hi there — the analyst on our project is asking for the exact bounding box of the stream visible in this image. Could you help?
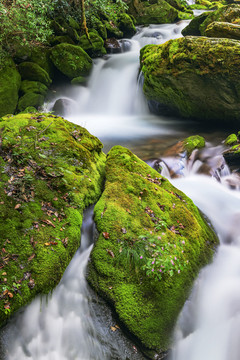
[1,18,240,360]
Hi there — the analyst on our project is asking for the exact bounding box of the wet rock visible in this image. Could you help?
[105,38,121,54]
[52,98,76,116]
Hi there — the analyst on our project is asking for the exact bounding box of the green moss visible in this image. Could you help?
[18,62,52,87]
[224,133,238,145]
[200,4,240,34]
[117,13,136,37]
[133,0,179,25]
[0,55,21,117]
[87,146,218,354]
[79,31,107,58]
[50,44,93,79]
[0,113,106,326]
[20,80,48,96]
[183,135,205,156]
[17,93,45,112]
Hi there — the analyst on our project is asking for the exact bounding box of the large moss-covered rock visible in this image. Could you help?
[20,80,48,96]
[140,36,240,123]
[17,93,45,112]
[0,113,105,326]
[182,11,211,36]
[0,55,21,117]
[50,44,92,80]
[204,21,240,39]
[117,13,136,37]
[200,4,240,34]
[131,0,179,25]
[79,31,107,58]
[87,145,218,357]
[18,62,52,87]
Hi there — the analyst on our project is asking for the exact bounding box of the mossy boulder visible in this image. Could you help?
[20,80,48,96]
[182,12,211,36]
[104,21,124,38]
[131,0,179,25]
[50,44,93,80]
[0,56,21,117]
[200,4,240,34]
[117,13,136,37]
[140,36,240,124]
[90,17,108,39]
[18,62,52,87]
[87,145,218,357]
[79,31,107,58]
[0,113,105,326]
[17,93,45,112]
[204,21,240,39]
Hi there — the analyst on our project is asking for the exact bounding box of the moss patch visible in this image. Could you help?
[0,55,21,117]
[0,113,105,326]
[87,146,218,355]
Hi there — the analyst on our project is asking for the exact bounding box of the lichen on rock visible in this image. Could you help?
[87,145,218,357]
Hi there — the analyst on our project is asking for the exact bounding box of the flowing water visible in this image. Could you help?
[2,18,240,360]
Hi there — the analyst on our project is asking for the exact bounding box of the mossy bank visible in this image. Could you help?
[87,146,218,358]
[0,113,105,325]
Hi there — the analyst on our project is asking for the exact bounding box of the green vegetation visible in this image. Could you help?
[87,146,218,355]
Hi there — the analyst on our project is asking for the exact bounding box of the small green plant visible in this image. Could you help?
[118,234,189,281]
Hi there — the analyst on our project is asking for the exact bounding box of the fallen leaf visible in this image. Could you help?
[28,254,35,261]
[8,292,13,298]
[44,242,50,246]
[106,249,115,258]
[111,326,117,332]
[126,209,131,214]
[103,232,110,239]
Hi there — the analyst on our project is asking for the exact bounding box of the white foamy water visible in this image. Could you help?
[45,21,189,141]
[170,175,240,360]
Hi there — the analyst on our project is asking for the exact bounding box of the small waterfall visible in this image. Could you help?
[45,22,190,141]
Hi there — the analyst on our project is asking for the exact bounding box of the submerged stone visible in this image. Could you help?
[0,113,105,326]
[87,145,218,358]
[140,36,240,124]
